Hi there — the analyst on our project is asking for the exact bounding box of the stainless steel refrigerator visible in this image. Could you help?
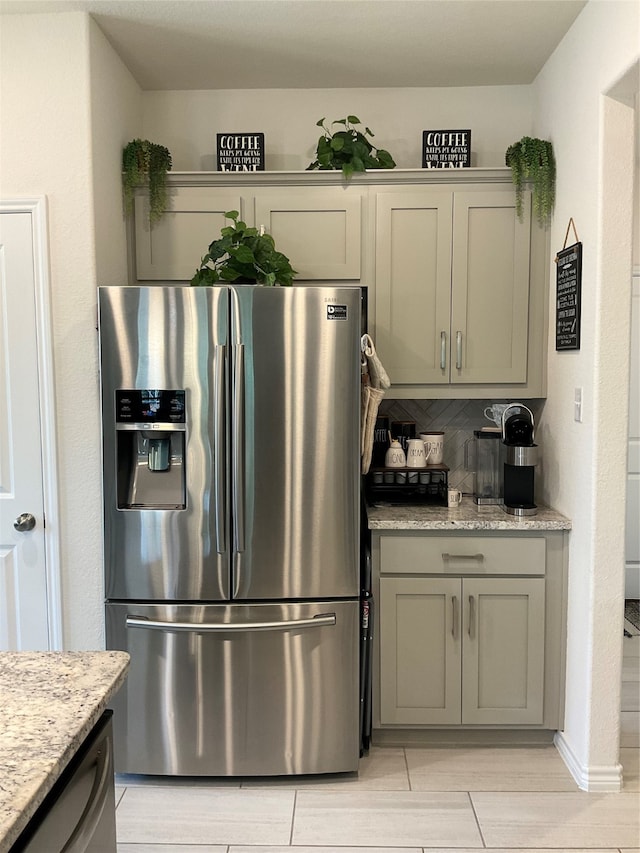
[99,285,361,776]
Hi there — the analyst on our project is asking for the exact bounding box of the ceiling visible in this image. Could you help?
[0,0,588,90]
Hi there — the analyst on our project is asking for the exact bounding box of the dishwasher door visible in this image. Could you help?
[106,600,360,776]
[13,712,116,853]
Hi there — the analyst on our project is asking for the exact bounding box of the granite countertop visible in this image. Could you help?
[367,496,571,531]
[0,651,129,852]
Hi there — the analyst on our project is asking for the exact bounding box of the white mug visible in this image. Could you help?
[406,438,429,468]
[420,432,444,465]
[483,403,509,426]
[447,488,463,508]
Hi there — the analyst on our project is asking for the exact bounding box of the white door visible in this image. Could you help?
[0,206,52,649]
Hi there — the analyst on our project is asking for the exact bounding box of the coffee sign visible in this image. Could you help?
[422,129,471,168]
[216,133,265,171]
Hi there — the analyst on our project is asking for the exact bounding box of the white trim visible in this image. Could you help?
[554,731,623,791]
[0,197,63,650]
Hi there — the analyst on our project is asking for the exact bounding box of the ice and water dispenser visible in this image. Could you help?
[115,389,186,510]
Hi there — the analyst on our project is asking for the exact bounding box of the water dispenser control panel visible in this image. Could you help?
[115,390,185,425]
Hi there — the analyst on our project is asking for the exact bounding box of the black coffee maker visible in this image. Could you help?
[501,404,538,516]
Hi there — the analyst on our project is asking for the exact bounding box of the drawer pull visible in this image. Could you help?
[442,553,484,562]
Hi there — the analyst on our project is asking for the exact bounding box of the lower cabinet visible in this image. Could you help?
[380,575,545,726]
[374,531,568,731]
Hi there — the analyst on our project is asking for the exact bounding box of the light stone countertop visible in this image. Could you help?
[367,497,571,531]
[0,651,129,852]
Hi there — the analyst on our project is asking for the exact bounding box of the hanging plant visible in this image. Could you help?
[191,211,297,287]
[122,139,173,224]
[505,137,556,228]
[307,116,396,179]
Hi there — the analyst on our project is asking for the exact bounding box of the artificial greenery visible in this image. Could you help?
[122,139,173,224]
[190,211,297,287]
[505,137,556,227]
[307,116,396,179]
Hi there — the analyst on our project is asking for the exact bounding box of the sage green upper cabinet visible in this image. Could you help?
[374,184,547,399]
[134,188,242,281]
[254,189,362,280]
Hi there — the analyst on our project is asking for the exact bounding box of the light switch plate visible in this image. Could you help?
[574,387,583,422]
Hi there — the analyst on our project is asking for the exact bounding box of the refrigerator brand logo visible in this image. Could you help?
[326,305,348,320]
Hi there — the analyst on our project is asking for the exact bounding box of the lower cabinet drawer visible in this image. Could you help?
[380,534,546,576]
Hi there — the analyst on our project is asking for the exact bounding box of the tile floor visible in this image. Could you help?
[115,635,640,852]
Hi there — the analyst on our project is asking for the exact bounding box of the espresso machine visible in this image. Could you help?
[501,403,538,516]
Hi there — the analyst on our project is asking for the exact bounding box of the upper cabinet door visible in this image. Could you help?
[375,191,453,385]
[254,189,362,280]
[135,188,242,280]
[450,190,531,384]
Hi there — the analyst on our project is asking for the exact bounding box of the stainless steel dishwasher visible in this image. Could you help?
[11,711,117,853]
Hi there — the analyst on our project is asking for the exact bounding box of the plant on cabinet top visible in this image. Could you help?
[190,210,297,287]
[307,116,396,179]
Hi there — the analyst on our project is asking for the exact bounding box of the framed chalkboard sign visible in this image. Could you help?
[556,241,582,350]
[422,129,471,168]
[216,133,265,171]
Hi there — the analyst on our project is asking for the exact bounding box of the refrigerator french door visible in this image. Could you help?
[99,285,361,775]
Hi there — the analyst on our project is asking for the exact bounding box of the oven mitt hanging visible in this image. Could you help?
[361,334,390,475]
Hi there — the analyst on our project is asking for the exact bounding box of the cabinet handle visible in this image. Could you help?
[451,595,458,639]
[442,553,484,562]
[468,594,475,637]
[440,331,447,370]
[456,331,462,369]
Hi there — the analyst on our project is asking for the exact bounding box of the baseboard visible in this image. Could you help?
[373,728,555,747]
[554,731,623,791]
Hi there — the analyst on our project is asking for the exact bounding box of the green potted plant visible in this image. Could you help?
[505,136,556,227]
[122,139,172,224]
[307,115,396,179]
[190,210,297,287]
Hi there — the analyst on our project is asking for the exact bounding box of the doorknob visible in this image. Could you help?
[14,513,36,532]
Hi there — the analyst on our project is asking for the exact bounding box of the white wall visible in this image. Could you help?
[0,11,141,649]
[141,86,533,171]
[534,0,639,789]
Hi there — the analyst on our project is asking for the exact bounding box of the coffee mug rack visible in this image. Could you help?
[365,465,449,505]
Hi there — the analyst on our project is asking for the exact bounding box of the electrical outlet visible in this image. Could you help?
[574,387,583,422]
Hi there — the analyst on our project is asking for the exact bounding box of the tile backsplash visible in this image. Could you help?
[379,398,544,494]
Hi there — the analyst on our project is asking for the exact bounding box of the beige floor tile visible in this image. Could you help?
[623,679,640,711]
[419,849,619,853]
[471,791,640,847]
[406,745,578,792]
[621,711,640,747]
[118,847,226,852]
[292,790,482,847]
[240,747,409,790]
[116,786,294,845]
[230,848,419,853]
[623,656,640,681]
[621,747,640,790]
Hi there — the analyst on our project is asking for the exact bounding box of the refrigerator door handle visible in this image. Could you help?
[214,344,226,555]
[232,343,246,554]
[125,613,337,633]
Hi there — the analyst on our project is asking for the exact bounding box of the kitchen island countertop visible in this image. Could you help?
[367,497,571,531]
[0,651,129,852]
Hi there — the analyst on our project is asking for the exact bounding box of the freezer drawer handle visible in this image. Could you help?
[125,613,337,633]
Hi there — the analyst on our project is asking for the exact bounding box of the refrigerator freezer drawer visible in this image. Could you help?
[106,600,360,776]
